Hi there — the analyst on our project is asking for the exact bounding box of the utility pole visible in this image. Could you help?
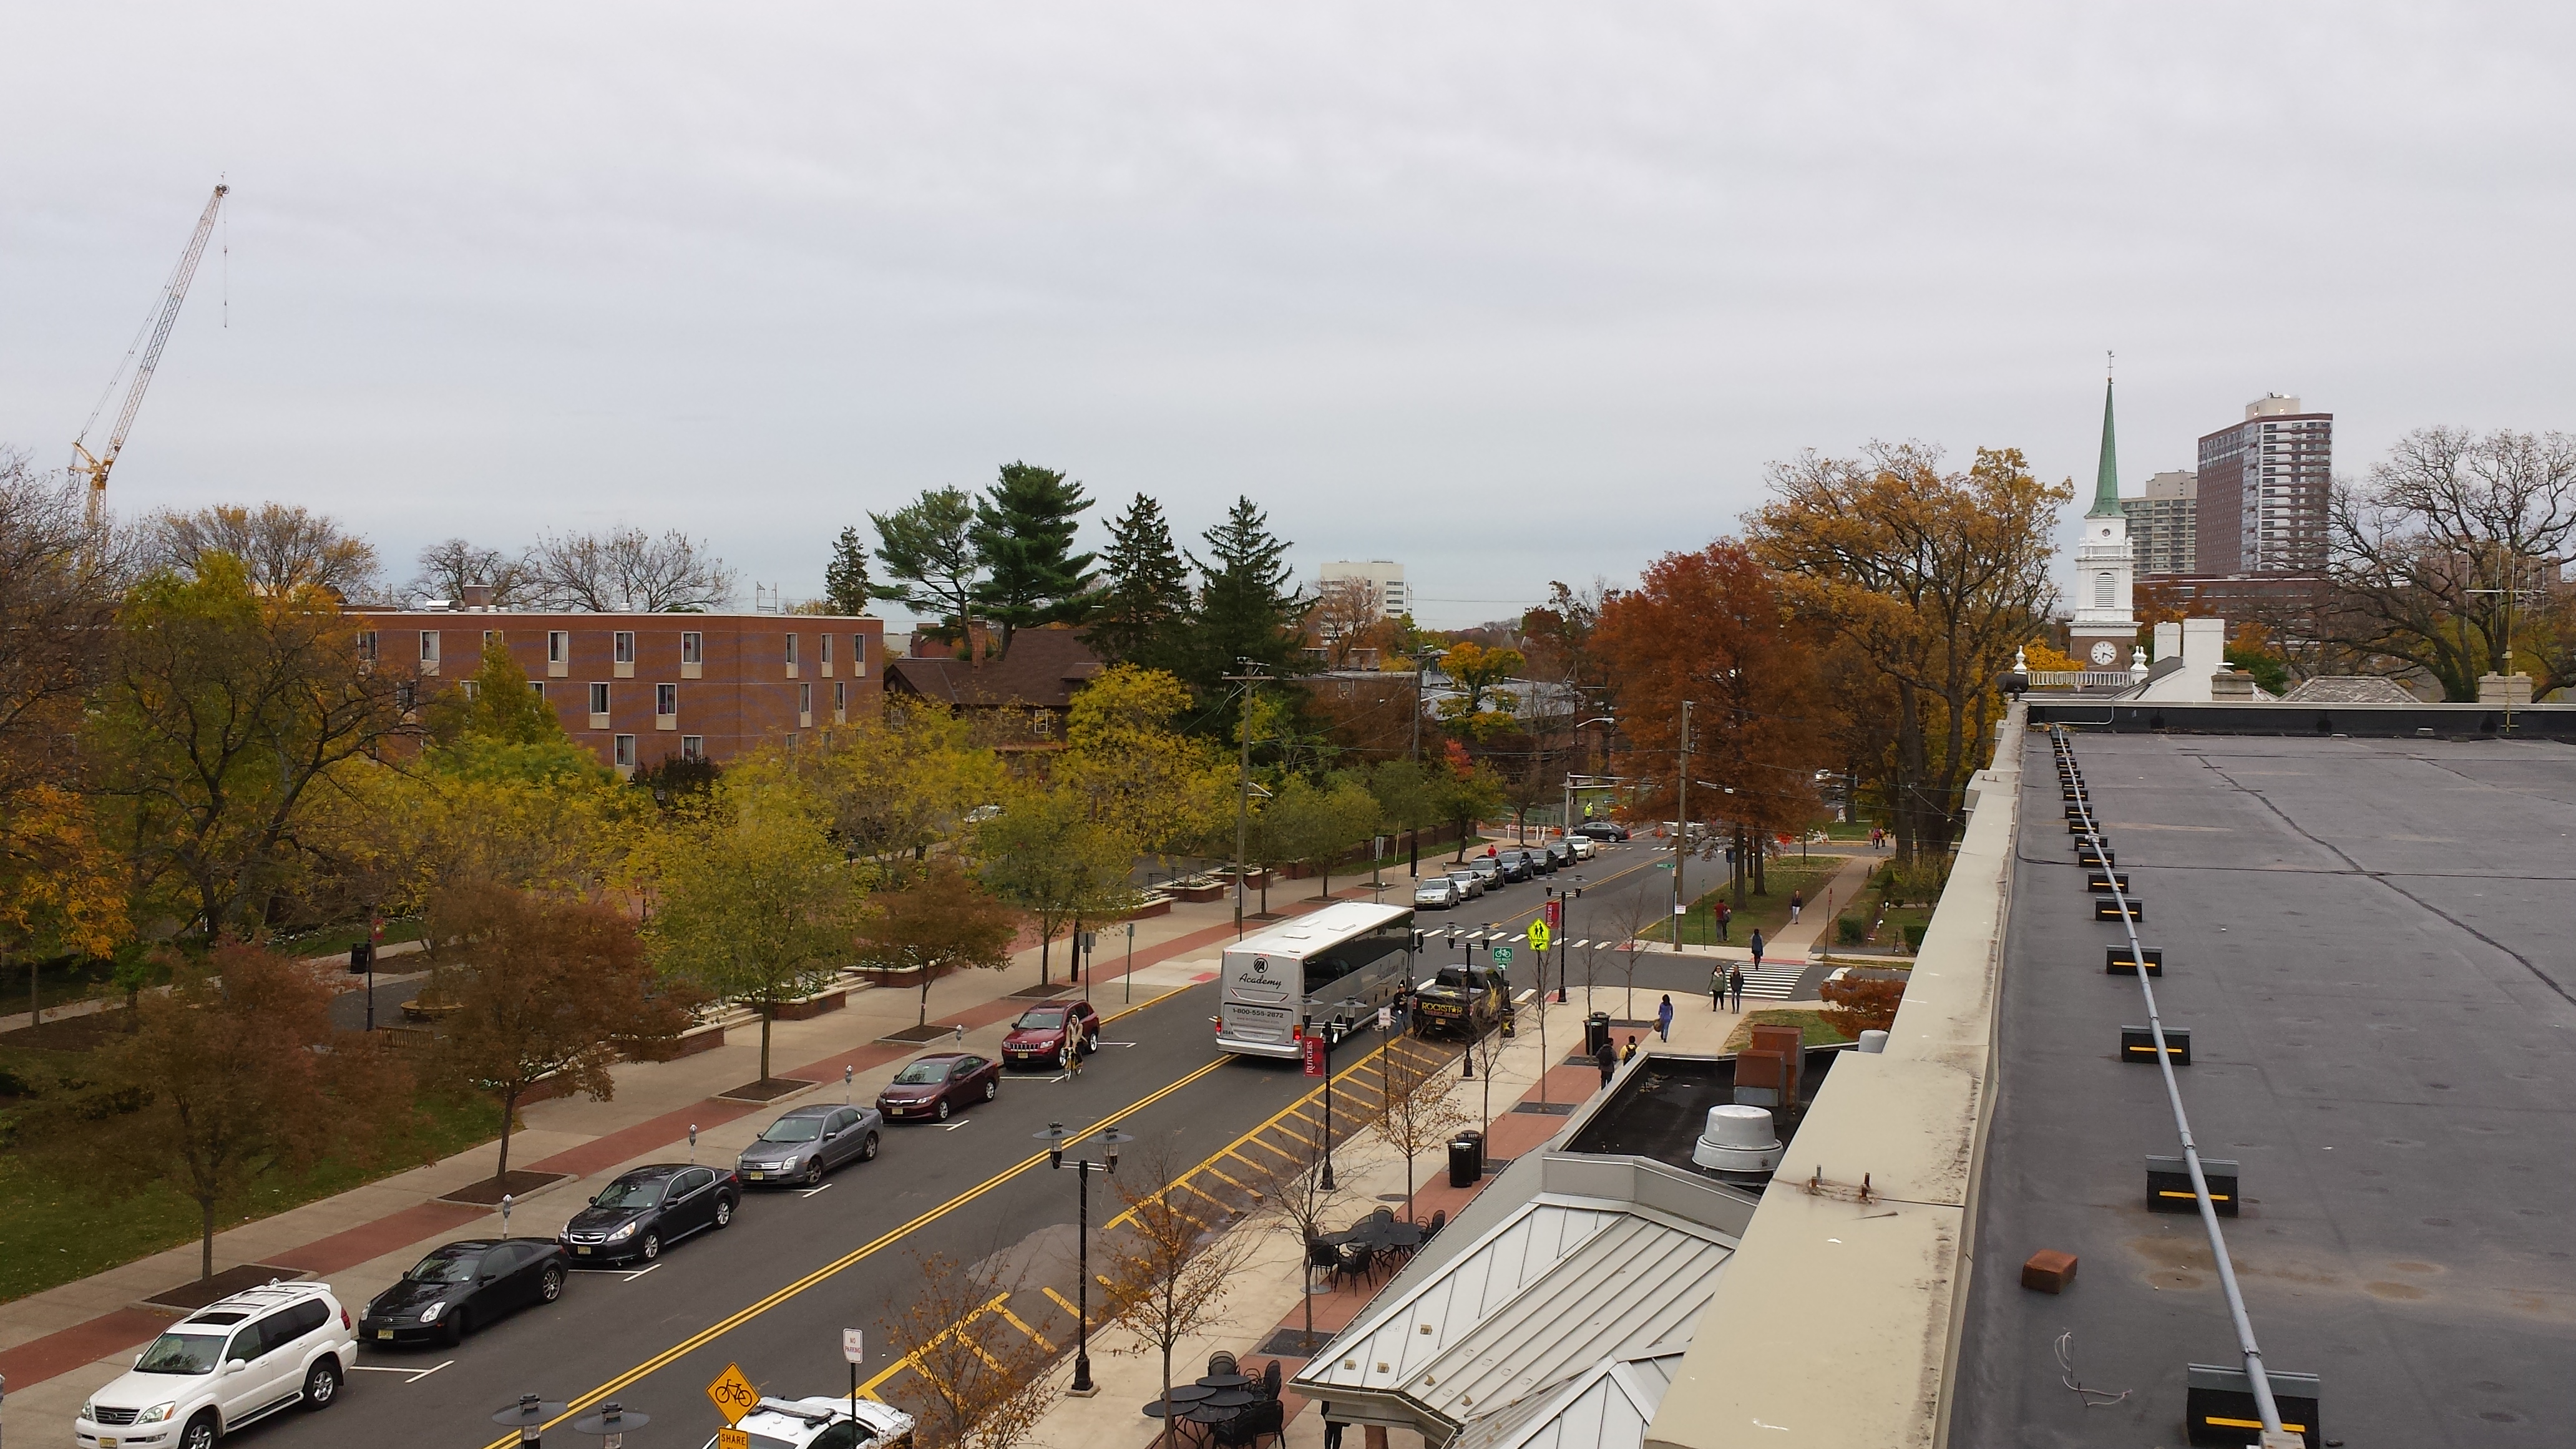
[1673,701,1690,955]
[1223,661,1269,939]
[1410,651,1428,763]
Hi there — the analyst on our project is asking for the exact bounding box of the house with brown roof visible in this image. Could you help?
[882,624,1104,748]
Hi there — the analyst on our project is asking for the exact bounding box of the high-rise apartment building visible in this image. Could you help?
[2124,469,2198,575]
[2195,395,2332,573]
[1316,559,1410,617]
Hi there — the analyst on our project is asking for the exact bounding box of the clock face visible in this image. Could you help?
[2089,641,2120,666]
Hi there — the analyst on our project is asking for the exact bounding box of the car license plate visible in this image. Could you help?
[377,1328,394,1340]
[744,1171,763,1180]
[100,1440,118,1448]
[576,1245,592,1255]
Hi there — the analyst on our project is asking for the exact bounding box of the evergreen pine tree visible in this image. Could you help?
[1186,495,1307,688]
[970,462,1096,653]
[1086,494,1194,667]
[823,525,874,615]
[869,487,983,647]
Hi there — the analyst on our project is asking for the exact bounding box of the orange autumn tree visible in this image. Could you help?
[1593,542,1827,900]
[1749,444,2066,859]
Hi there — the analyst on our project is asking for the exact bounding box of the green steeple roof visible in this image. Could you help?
[2087,374,2123,518]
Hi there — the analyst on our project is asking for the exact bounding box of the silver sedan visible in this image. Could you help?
[736,1103,882,1188]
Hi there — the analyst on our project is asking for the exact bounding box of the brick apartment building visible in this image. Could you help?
[351,601,885,775]
[2196,393,2333,574]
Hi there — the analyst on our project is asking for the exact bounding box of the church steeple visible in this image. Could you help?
[2087,369,2124,519]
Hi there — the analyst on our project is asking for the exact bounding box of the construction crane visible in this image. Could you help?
[71,183,228,530]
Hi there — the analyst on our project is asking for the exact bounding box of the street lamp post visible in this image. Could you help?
[492,1395,568,1448]
[572,1400,648,1449]
[1037,1121,1133,1397]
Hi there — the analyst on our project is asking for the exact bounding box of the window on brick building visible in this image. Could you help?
[548,630,569,664]
[657,683,678,718]
[681,631,702,665]
[613,631,635,664]
[419,631,441,666]
[613,734,636,768]
[681,735,705,761]
[589,682,611,715]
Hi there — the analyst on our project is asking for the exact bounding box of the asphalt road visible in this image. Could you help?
[225,842,1664,1449]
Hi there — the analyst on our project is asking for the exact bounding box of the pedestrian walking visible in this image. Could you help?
[1325,1422,1347,1449]
[1621,1035,1639,1063]
[1790,890,1803,925]
[1709,965,1726,1012]
[1729,965,1745,1013]
[1656,994,1675,1042]
[1749,929,1765,972]
[1594,1038,1617,1088]
[1715,900,1733,942]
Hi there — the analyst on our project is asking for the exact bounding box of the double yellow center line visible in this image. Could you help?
[479,983,1220,1449]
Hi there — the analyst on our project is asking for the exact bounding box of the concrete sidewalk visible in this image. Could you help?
[0,879,1410,1419]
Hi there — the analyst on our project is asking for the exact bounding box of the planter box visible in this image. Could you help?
[1117,895,1173,920]
[773,988,847,1022]
[626,1020,726,1062]
[1173,882,1227,903]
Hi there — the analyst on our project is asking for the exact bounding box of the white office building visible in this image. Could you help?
[1316,560,1411,617]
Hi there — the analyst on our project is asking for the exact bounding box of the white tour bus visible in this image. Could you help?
[1215,902,1418,1060]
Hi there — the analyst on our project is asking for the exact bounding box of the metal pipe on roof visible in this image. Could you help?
[2054,726,2291,1444]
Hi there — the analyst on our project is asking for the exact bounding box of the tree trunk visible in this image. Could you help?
[495,1084,520,1181]
[919,967,933,1027]
[28,956,39,1026]
[200,1196,217,1281]
[1039,932,1050,987]
[1754,841,1767,896]
[759,1005,775,1083]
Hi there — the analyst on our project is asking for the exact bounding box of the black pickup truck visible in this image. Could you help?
[1412,965,1511,1039]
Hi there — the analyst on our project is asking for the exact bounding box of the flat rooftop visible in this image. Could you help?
[1564,1047,1848,1173]
[1951,731,2576,1445]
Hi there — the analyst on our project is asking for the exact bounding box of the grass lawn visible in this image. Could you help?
[270,915,429,962]
[1722,1007,1856,1053]
[0,1032,502,1304]
[1642,856,1851,945]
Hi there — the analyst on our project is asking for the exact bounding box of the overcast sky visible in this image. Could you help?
[6,4,2572,628]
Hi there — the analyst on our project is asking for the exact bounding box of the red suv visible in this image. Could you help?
[1003,1001,1101,1069]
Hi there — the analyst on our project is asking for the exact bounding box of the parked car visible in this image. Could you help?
[1566,834,1598,861]
[1466,858,1506,890]
[1543,840,1577,870]
[876,1053,1002,1122]
[1494,851,1533,882]
[360,1238,568,1347]
[1002,1001,1100,1070]
[77,1281,356,1449]
[557,1164,738,1264]
[738,1104,883,1188]
[1413,877,1463,909]
[1444,869,1486,900]
[702,1396,918,1449]
[1411,965,1513,1039]
[1519,847,1558,876]
[1573,821,1631,841]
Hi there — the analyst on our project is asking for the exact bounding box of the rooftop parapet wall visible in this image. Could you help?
[1644,702,2023,1449]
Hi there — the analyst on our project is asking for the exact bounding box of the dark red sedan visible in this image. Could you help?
[1002,1002,1101,1070]
[876,1053,1002,1122]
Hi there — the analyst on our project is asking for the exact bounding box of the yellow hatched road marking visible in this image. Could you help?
[1040,1285,1083,1320]
[1202,1163,1259,1196]
[857,1290,1010,1396]
[992,1300,1054,1353]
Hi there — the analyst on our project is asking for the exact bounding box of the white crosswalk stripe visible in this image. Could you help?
[1733,966,1808,1000]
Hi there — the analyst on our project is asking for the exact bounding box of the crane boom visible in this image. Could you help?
[73,183,228,528]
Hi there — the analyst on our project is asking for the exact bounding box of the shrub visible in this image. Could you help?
[1901,922,1928,952]
[1820,977,1906,1038]
[1837,915,1868,945]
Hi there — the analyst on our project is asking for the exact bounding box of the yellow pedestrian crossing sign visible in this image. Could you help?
[1527,919,1551,952]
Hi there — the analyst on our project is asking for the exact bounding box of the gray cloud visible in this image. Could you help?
[4,2,2571,626]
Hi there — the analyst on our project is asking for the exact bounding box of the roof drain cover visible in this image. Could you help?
[1691,1105,1781,1174]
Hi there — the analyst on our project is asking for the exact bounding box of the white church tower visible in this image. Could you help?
[2067,369,2139,671]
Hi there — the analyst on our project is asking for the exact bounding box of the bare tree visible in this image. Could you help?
[146,501,382,600]
[1103,1142,1258,1448]
[1306,577,1382,668]
[0,450,127,783]
[526,525,737,612]
[879,1247,1064,1449]
[2323,427,2576,700]
[1246,1135,1353,1355]
[1604,888,1664,1021]
[406,537,537,607]
[1368,1040,1471,1221]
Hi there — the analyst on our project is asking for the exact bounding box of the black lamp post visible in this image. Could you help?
[491,1395,568,1448]
[572,1400,647,1449]
[1037,1120,1133,1397]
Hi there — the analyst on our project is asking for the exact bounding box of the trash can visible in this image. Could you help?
[1448,1133,1483,1188]
[1586,1012,1612,1056]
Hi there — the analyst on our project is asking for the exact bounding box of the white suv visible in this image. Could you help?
[77,1281,355,1449]
[702,1396,917,1449]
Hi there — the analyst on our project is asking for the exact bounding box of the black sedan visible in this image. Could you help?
[361,1238,568,1346]
[557,1164,739,1264]
[876,1052,1001,1123]
[1573,821,1631,841]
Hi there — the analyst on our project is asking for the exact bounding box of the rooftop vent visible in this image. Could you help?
[1690,1105,1781,1174]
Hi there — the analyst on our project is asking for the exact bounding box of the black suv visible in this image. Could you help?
[557,1164,739,1264]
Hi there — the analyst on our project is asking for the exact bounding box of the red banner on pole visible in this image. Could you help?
[1302,1037,1327,1077]
[1544,899,1563,929]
